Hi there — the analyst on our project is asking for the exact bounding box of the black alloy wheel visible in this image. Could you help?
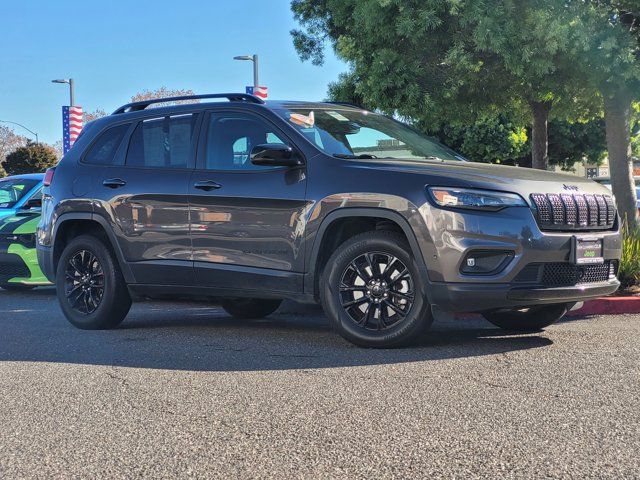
[64,250,105,315]
[320,231,433,348]
[56,235,131,330]
[339,252,414,331]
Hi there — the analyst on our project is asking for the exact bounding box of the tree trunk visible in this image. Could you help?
[604,91,638,229]
[530,101,551,170]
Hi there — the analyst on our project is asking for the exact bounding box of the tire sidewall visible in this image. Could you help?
[321,232,432,347]
[56,235,125,329]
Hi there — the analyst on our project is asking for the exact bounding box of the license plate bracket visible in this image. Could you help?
[572,236,604,265]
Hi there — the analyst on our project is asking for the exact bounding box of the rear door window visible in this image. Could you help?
[126,114,197,169]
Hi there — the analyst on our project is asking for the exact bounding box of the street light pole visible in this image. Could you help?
[0,120,39,145]
[51,78,75,106]
[252,54,259,88]
[69,78,75,107]
[233,55,259,88]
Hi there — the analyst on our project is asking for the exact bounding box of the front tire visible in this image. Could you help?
[220,298,282,319]
[320,231,433,348]
[482,304,568,332]
[56,234,131,330]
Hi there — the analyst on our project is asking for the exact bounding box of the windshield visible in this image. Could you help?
[277,107,464,161]
[0,178,39,208]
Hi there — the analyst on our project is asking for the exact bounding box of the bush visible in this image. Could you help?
[3,142,57,176]
[618,226,640,290]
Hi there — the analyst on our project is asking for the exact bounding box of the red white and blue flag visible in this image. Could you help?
[62,106,83,153]
[246,86,268,100]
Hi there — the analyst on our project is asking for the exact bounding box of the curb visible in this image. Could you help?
[567,296,640,316]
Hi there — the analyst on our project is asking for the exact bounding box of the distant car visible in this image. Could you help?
[0,174,44,219]
[0,206,51,291]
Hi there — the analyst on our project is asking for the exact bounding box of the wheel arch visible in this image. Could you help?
[52,213,134,283]
[305,208,430,297]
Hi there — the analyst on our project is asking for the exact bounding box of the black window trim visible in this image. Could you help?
[196,108,306,173]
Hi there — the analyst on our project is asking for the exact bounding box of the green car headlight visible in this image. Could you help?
[428,187,527,212]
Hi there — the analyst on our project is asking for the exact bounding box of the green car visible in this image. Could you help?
[0,209,51,290]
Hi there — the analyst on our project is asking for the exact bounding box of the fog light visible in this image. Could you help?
[609,261,618,279]
[460,250,514,275]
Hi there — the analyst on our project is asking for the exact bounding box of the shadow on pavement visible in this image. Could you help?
[0,289,553,372]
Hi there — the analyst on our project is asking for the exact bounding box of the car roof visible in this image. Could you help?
[0,173,44,181]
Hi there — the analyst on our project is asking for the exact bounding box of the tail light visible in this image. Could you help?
[43,168,55,187]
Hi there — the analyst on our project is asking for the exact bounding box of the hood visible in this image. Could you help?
[352,158,611,199]
[0,210,41,234]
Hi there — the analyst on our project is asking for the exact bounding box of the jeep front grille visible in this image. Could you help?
[530,193,616,231]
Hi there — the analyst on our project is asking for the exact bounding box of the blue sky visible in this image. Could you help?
[0,0,347,144]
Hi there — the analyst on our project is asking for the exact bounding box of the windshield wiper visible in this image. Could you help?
[333,153,378,159]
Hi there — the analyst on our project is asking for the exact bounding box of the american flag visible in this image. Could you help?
[246,86,268,100]
[62,106,83,153]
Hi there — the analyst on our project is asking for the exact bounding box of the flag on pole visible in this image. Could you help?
[246,86,268,100]
[62,106,83,154]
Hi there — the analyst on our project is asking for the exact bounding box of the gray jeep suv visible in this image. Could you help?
[37,93,622,347]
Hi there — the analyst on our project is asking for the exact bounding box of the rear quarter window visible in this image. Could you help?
[83,124,130,165]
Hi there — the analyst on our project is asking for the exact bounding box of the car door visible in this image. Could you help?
[93,113,200,285]
[189,109,308,294]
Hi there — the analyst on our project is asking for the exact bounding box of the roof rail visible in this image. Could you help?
[112,93,265,114]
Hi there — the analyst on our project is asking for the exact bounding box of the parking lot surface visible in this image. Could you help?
[1,288,639,478]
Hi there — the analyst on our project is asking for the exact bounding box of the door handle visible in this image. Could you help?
[102,178,127,188]
[193,180,222,191]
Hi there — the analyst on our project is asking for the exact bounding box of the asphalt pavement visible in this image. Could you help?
[1,287,639,479]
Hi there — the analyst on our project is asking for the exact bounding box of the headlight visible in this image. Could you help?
[428,187,526,211]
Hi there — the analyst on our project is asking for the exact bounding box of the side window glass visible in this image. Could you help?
[205,114,289,171]
[83,124,129,165]
[126,114,196,168]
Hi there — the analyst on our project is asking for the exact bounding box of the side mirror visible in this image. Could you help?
[22,197,42,209]
[250,144,303,167]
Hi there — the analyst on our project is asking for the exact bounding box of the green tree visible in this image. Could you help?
[435,115,528,165]
[291,0,593,171]
[570,1,640,226]
[548,119,608,170]
[3,142,58,176]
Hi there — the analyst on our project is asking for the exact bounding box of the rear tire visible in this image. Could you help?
[320,231,432,348]
[220,298,282,319]
[56,234,131,330]
[0,284,36,291]
[482,304,568,332]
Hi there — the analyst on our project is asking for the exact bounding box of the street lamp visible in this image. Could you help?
[0,120,39,145]
[233,54,259,88]
[51,78,75,106]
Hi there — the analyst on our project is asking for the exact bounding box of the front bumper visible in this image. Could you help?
[0,246,50,286]
[429,278,620,312]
